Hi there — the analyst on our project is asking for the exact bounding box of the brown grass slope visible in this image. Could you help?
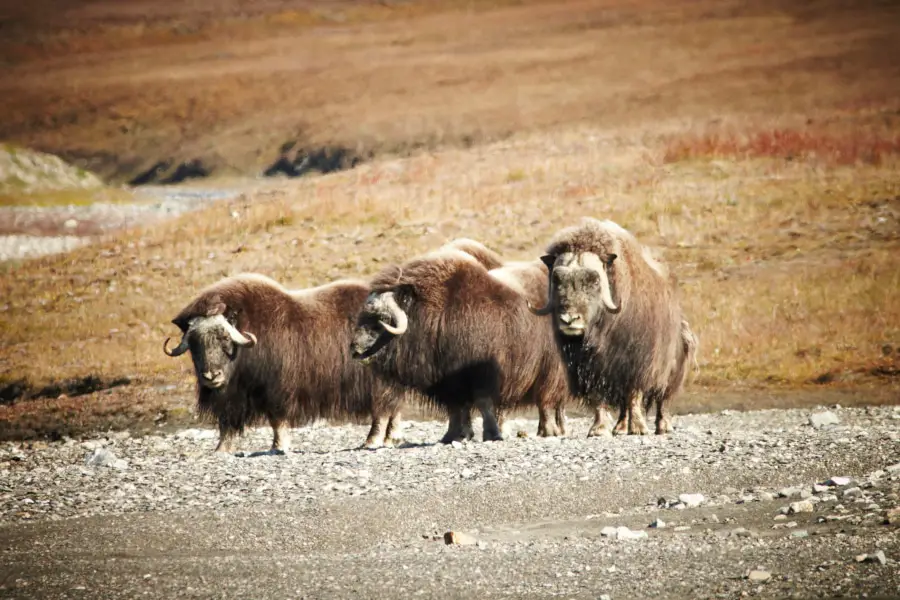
[1,0,899,438]
[1,0,898,181]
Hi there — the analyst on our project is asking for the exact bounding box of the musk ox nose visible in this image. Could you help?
[202,370,223,382]
[559,313,580,325]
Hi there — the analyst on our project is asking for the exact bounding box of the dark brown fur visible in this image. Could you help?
[170,274,413,451]
[352,250,573,442]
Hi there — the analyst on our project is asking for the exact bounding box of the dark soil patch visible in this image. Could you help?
[263,142,366,178]
[129,159,211,186]
[0,375,132,406]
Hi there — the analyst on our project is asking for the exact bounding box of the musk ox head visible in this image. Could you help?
[530,220,625,337]
[350,291,408,363]
[163,302,257,389]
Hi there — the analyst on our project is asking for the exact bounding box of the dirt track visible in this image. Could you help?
[2,405,899,599]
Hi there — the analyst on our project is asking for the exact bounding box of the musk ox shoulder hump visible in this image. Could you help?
[288,278,369,300]
[488,261,544,297]
[420,247,481,266]
[440,238,505,270]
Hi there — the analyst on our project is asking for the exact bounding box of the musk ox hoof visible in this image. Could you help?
[586,426,613,438]
[384,436,404,447]
[655,422,671,435]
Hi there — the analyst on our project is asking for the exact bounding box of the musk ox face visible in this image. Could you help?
[535,251,619,337]
[350,291,408,363]
[163,304,257,389]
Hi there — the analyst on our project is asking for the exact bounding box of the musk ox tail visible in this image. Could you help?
[681,318,699,384]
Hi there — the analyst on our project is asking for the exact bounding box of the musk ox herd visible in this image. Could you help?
[163,218,699,453]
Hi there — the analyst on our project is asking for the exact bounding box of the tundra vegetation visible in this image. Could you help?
[0,0,898,439]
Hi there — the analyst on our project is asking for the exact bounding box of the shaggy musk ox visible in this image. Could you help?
[163,273,412,452]
[530,218,698,436]
[350,246,572,443]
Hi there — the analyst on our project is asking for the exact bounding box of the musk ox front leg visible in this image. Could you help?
[587,405,614,438]
[537,405,560,437]
[215,423,238,453]
[384,411,403,447]
[363,414,390,449]
[271,421,291,453]
[627,390,649,435]
[655,397,671,435]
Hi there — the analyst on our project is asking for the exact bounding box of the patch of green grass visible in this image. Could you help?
[0,187,135,207]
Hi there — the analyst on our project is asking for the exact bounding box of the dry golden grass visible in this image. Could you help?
[1,0,899,437]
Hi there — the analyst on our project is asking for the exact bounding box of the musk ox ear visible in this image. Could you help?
[206,302,227,317]
[539,254,557,271]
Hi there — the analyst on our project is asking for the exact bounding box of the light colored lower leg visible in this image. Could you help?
[587,405,614,437]
[215,428,237,453]
[628,390,649,435]
[364,415,389,448]
[537,405,560,437]
[555,405,567,436]
[612,404,629,436]
[384,411,402,446]
[461,408,475,441]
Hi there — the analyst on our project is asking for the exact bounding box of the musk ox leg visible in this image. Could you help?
[587,405,614,438]
[363,415,389,449]
[537,405,560,437]
[655,398,672,435]
[612,404,629,436]
[627,390,649,435]
[214,426,238,453]
[555,405,568,436]
[439,407,472,444]
[271,421,291,453]
[384,411,403,447]
[475,396,503,442]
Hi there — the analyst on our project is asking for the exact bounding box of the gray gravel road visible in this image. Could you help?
[2,406,900,599]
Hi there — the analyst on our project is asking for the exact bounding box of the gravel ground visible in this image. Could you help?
[1,404,900,599]
[0,187,240,262]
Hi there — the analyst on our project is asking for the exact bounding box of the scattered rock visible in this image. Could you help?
[789,501,815,514]
[809,411,840,429]
[601,526,647,541]
[758,491,775,502]
[827,476,852,487]
[842,487,863,498]
[747,570,771,583]
[444,531,478,546]
[812,484,830,494]
[650,518,666,529]
[678,493,705,508]
[791,530,809,539]
[855,551,887,565]
[885,508,900,525]
[778,487,801,499]
[84,448,127,470]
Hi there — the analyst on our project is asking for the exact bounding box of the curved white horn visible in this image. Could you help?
[597,265,620,313]
[379,292,408,335]
[221,318,257,347]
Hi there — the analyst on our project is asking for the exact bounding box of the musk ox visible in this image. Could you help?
[530,218,698,436]
[163,273,413,452]
[350,246,572,443]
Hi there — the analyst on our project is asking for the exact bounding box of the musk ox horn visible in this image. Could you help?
[379,292,408,335]
[597,264,620,314]
[163,334,189,357]
[527,296,555,316]
[221,318,257,347]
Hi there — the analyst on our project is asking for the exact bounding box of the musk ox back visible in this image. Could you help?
[531,218,696,436]
[164,273,408,452]
[350,249,572,442]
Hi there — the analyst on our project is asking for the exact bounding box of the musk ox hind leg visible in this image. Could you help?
[555,405,567,436]
[612,404,629,436]
[587,405,614,438]
[654,395,672,435]
[439,407,474,444]
[474,395,503,442]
